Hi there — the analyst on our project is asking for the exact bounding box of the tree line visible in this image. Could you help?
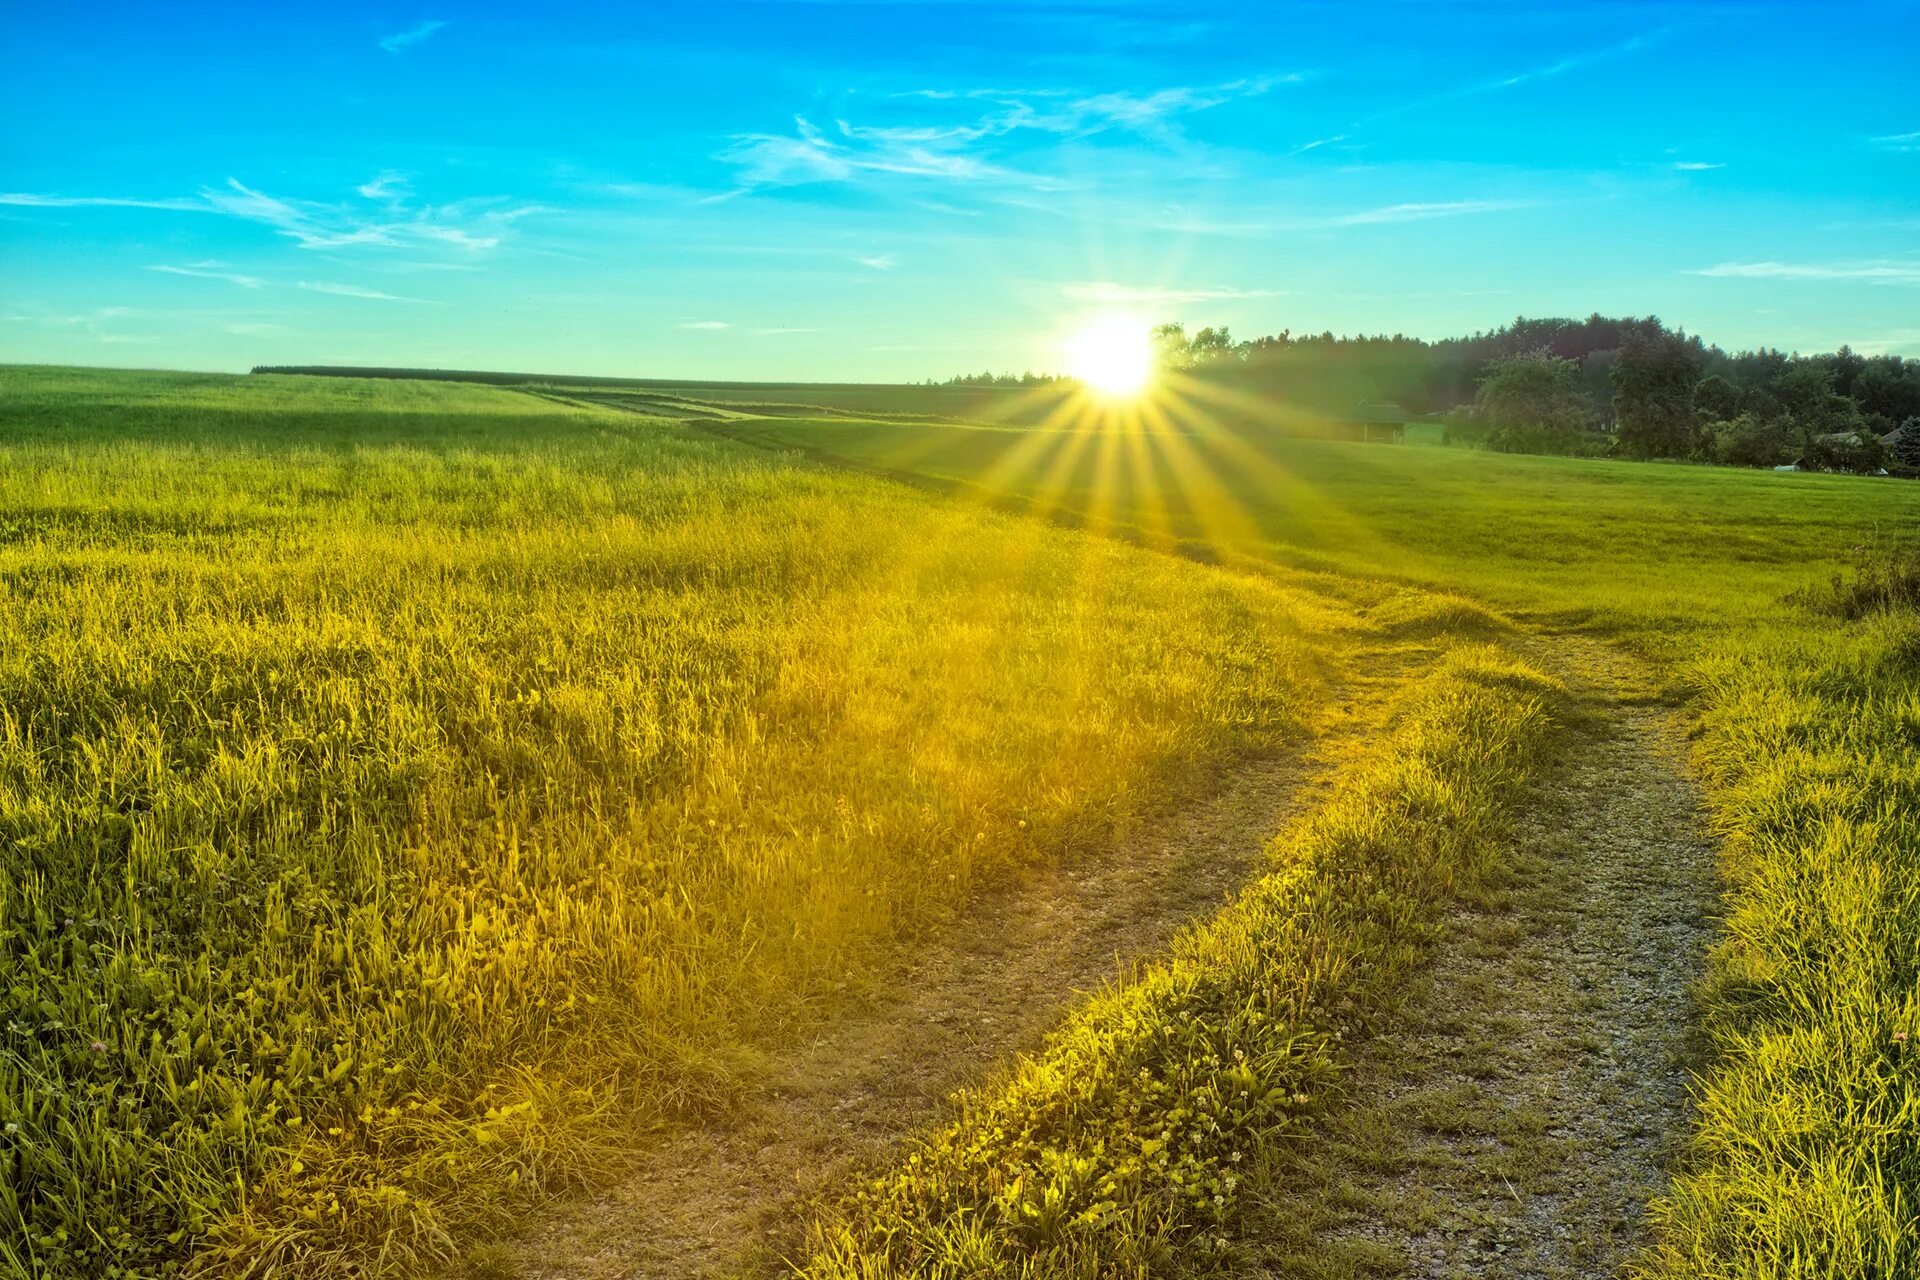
[1146,316,1920,473]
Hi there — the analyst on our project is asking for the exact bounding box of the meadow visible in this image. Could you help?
[0,368,1361,1277]
[721,410,1920,1277]
[5,367,1917,1279]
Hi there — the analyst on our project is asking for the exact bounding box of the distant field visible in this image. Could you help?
[718,411,1920,1276]
[711,414,1919,624]
[250,365,1073,426]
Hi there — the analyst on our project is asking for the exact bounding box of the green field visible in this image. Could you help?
[717,412,1920,1277]
[4,368,1918,1278]
[0,368,1369,1276]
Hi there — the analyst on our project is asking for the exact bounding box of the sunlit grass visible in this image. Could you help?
[724,408,1920,1277]
[0,366,1360,1278]
[797,634,1567,1275]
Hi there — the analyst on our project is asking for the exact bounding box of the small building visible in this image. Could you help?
[1306,402,1408,444]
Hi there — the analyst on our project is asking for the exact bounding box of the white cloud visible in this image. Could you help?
[379,20,447,54]
[4,305,146,341]
[1285,134,1348,158]
[715,74,1298,196]
[149,262,267,287]
[358,172,411,201]
[1869,130,1919,152]
[856,253,898,270]
[1156,198,1536,238]
[1672,161,1724,171]
[717,117,1018,194]
[1689,260,1920,285]
[1064,281,1290,305]
[297,281,437,302]
[1317,199,1533,227]
[679,320,730,330]
[4,176,542,256]
[0,192,203,211]
[1365,32,1663,125]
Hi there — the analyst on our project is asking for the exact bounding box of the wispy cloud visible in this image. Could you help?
[5,306,132,327]
[0,192,203,211]
[856,253,898,270]
[1484,36,1656,92]
[895,87,1076,101]
[5,176,541,256]
[1366,32,1664,124]
[1064,281,1290,305]
[1285,134,1348,159]
[1689,259,1920,285]
[716,75,1298,196]
[147,258,447,304]
[1672,161,1724,171]
[1318,199,1533,227]
[297,280,438,302]
[716,117,1020,194]
[1869,129,1920,152]
[357,172,411,201]
[149,262,267,287]
[679,320,730,330]
[379,20,447,54]
[3,305,150,342]
[1156,197,1536,238]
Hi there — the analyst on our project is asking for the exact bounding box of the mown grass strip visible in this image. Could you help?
[792,626,1567,1276]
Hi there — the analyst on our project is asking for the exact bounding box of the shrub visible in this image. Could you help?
[1802,539,1920,618]
[1440,409,1491,448]
[1709,414,1797,468]
[1802,430,1887,474]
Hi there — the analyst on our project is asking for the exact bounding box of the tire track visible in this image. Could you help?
[1229,638,1719,1278]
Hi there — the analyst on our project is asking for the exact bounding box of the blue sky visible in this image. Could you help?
[3,1,1916,380]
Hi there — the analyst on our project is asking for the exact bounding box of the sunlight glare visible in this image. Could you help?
[1067,314,1153,398]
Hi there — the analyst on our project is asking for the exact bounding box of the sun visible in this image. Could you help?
[1067,314,1154,398]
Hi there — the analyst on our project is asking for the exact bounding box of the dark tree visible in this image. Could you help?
[1187,326,1238,366]
[1890,418,1920,470]
[1694,373,1742,422]
[1473,351,1597,452]
[1709,414,1796,468]
[1612,327,1700,457]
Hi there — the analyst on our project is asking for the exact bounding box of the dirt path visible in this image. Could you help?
[476,633,1718,1280]
[1227,638,1719,1278]
[485,708,1374,1280]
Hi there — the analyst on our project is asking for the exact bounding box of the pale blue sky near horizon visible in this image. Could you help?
[3,0,1916,381]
